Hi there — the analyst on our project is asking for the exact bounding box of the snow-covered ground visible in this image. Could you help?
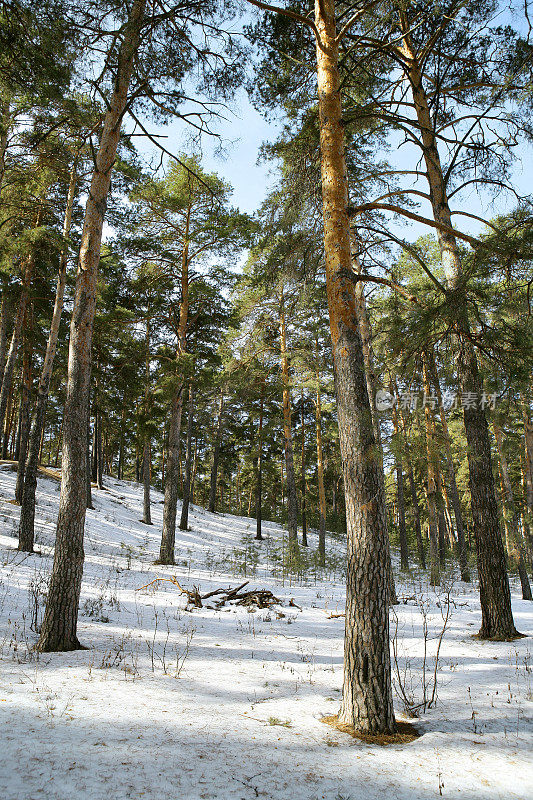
[0,464,532,800]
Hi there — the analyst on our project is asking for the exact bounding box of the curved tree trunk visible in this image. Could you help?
[315,0,395,735]
[37,0,147,652]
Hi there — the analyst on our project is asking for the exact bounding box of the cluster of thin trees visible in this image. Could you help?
[0,0,531,737]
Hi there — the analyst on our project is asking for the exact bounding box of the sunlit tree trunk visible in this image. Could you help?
[422,357,441,585]
[179,383,194,531]
[142,318,152,524]
[256,384,263,540]
[314,341,327,566]
[15,309,33,504]
[315,0,394,734]
[391,399,409,570]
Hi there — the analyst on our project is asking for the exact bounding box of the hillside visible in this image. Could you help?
[0,465,532,800]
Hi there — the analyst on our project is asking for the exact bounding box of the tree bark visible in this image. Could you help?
[37,0,147,652]
[422,357,441,585]
[279,288,299,552]
[400,25,518,638]
[179,383,194,531]
[315,0,395,734]
[15,308,33,504]
[315,343,326,566]
[0,276,10,381]
[142,317,151,524]
[255,384,263,540]
[391,400,409,570]
[426,348,470,580]
[300,390,308,547]
[159,191,192,563]
[208,385,225,513]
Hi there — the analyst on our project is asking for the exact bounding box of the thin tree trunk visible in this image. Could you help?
[422,357,441,585]
[0,276,10,381]
[256,385,263,540]
[493,421,532,601]
[391,398,409,570]
[426,348,469,580]
[37,0,147,652]
[315,0,394,734]
[208,384,225,513]
[279,288,299,552]
[400,24,518,639]
[315,347,327,566]
[179,383,194,531]
[15,308,33,504]
[86,416,93,510]
[300,389,308,547]
[0,244,37,438]
[142,317,151,524]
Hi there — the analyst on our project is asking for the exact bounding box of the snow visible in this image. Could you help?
[0,464,532,800]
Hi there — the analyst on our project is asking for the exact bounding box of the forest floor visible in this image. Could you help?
[0,464,532,800]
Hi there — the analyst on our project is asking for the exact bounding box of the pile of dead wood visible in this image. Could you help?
[137,578,282,610]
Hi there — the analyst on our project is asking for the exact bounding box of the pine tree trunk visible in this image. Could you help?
[422,357,441,585]
[142,317,151,524]
[179,384,194,531]
[401,28,518,639]
[159,196,191,563]
[18,159,78,550]
[315,354,327,566]
[493,421,532,601]
[15,309,32,504]
[300,390,308,547]
[0,246,37,438]
[279,289,299,551]
[256,386,263,540]
[391,400,409,570]
[142,440,152,525]
[426,348,470,580]
[315,0,395,735]
[208,385,225,513]
[37,0,147,652]
[0,276,10,381]
[86,416,93,510]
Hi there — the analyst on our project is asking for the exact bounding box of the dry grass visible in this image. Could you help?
[322,715,420,745]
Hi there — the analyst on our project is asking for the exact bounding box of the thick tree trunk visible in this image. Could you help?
[315,0,395,735]
[400,27,518,638]
[493,422,532,601]
[18,160,78,550]
[315,354,327,566]
[279,289,299,551]
[15,309,33,504]
[37,0,146,652]
[179,384,194,531]
[208,385,225,513]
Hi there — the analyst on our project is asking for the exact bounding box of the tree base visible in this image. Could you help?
[322,715,419,745]
[36,637,88,653]
[474,628,525,642]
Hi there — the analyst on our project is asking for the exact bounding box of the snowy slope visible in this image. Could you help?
[0,464,532,800]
